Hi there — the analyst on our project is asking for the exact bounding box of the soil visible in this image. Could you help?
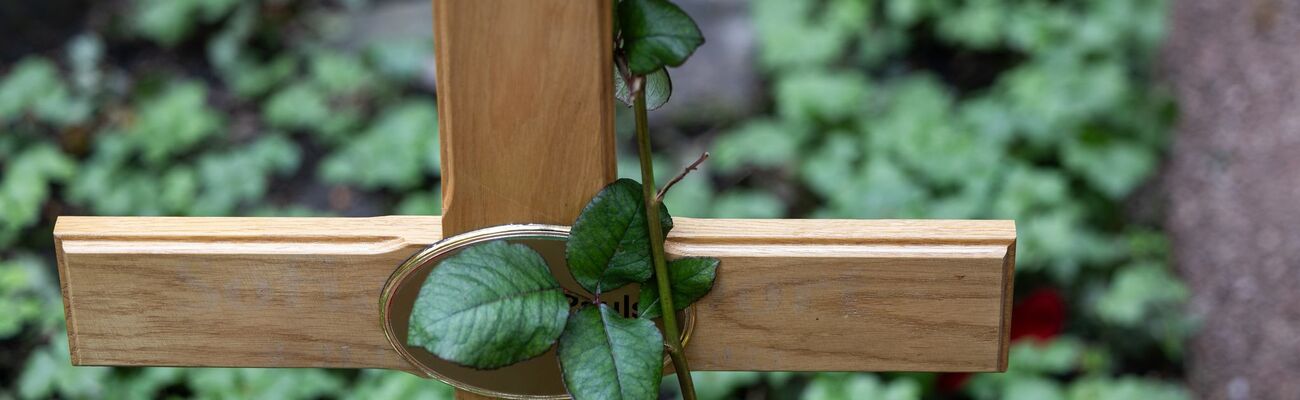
[1161,0,1300,399]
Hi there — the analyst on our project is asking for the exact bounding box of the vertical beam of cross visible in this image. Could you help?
[435,0,616,235]
[432,1,615,398]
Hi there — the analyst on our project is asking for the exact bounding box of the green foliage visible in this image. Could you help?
[407,241,568,369]
[566,179,672,294]
[320,101,440,190]
[751,0,871,72]
[709,190,785,219]
[264,83,335,132]
[0,2,450,398]
[19,336,111,399]
[678,0,1183,396]
[612,0,700,113]
[0,145,74,246]
[261,48,395,143]
[617,0,705,75]
[396,189,444,216]
[667,371,766,400]
[800,373,921,400]
[183,368,346,399]
[367,39,435,82]
[0,59,91,126]
[20,334,360,400]
[345,370,454,400]
[738,0,1176,281]
[67,133,301,216]
[637,257,718,320]
[1062,134,1159,200]
[615,2,714,394]
[193,135,302,215]
[658,173,713,217]
[132,0,240,46]
[130,82,226,164]
[558,305,664,400]
[311,51,378,95]
[710,119,801,173]
[739,0,1173,261]
[775,70,870,124]
[0,256,62,338]
[1064,376,1189,400]
[1094,262,1188,327]
[965,339,1189,400]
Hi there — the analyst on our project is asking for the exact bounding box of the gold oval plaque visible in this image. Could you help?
[380,224,695,399]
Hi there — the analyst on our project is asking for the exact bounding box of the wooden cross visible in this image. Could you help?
[53,1,1015,399]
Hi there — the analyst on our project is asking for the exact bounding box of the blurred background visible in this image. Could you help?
[2,0,1296,399]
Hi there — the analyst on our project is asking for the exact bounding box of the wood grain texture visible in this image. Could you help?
[668,219,1017,372]
[55,216,1014,372]
[54,216,439,371]
[434,0,616,235]
[432,2,613,395]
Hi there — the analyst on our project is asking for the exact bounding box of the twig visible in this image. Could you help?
[655,152,710,202]
[633,84,697,400]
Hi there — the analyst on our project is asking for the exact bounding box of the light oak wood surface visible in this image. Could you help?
[434,0,616,235]
[55,216,1014,372]
[434,1,614,396]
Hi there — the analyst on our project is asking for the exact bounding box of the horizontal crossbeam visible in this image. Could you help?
[54,216,1014,372]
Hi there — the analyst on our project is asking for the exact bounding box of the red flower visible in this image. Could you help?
[1010,288,1066,342]
[937,372,972,393]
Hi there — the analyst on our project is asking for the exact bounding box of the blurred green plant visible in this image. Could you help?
[0,0,1187,398]
[0,1,451,398]
[661,0,1187,398]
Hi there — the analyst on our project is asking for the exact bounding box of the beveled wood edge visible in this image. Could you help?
[53,215,1016,371]
[53,234,79,365]
[997,240,1017,372]
[53,216,1014,247]
[669,218,1016,245]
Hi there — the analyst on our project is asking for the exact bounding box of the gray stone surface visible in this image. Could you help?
[1161,0,1300,399]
